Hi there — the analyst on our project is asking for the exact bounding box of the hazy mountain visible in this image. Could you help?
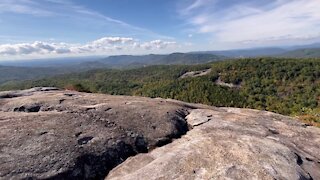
[191,42,320,58]
[193,47,288,57]
[97,53,225,68]
[0,53,225,85]
[280,48,320,58]
[0,56,102,67]
[287,43,320,50]
[0,66,70,85]
[0,53,225,68]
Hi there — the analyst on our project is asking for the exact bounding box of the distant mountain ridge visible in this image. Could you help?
[193,47,288,57]
[191,43,320,58]
[97,53,225,68]
[0,53,225,85]
[0,65,70,85]
[0,46,319,85]
[1,42,320,68]
[279,48,320,58]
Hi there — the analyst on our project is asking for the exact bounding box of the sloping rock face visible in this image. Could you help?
[0,88,190,179]
[107,110,320,179]
[0,88,319,180]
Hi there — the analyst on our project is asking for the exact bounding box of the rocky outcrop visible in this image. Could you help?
[179,69,212,79]
[0,88,190,179]
[0,88,319,180]
[107,108,320,180]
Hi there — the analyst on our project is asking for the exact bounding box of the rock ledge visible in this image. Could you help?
[0,88,319,180]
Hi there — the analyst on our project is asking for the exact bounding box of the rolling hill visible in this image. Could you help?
[97,53,225,68]
[0,53,225,85]
[2,57,319,127]
[0,66,70,85]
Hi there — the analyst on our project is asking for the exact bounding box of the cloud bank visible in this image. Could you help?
[0,37,177,58]
[180,0,320,47]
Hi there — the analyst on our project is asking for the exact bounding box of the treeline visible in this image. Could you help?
[1,58,319,126]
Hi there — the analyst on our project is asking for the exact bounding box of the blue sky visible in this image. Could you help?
[0,0,320,60]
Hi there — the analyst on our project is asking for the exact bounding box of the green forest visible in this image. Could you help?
[1,58,319,126]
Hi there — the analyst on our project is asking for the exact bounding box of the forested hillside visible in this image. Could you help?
[1,58,319,126]
[0,66,70,84]
[97,53,225,68]
[0,53,224,85]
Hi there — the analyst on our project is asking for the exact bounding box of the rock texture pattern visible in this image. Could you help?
[0,88,319,180]
[107,108,320,180]
[0,88,189,179]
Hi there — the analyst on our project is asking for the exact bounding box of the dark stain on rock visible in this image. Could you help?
[0,94,19,99]
[59,99,65,104]
[75,132,82,138]
[268,128,279,135]
[45,141,136,180]
[64,93,75,97]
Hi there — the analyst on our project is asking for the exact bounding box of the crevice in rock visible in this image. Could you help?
[305,157,313,162]
[295,153,314,180]
[38,131,48,136]
[19,107,191,180]
[155,109,190,148]
[155,137,173,147]
[64,93,75,97]
[295,153,304,166]
[0,94,20,99]
[75,132,82,138]
[135,136,148,153]
[14,105,41,113]
[77,136,94,145]
[105,107,112,112]
[172,109,190,137]
[299,173,314,180]
[192,118,212,127]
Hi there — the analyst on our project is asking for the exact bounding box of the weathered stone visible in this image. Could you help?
[106,109,320,180]
[0,88,319,180]
[0,88,189,179]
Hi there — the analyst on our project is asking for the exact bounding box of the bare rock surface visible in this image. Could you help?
[179,69,212,79]
[0,88,319,180]
[0,88,191,179]
[107,109,320,180]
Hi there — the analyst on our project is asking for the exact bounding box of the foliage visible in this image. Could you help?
[1,58,319,126]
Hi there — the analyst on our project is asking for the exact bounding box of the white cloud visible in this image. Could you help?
[0,37,178,58]
[140,40,177,50]
[91,37,134,46]
[180,0,320,47]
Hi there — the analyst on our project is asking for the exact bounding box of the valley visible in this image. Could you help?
[1,0,320,179]
[1,57,319,127]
